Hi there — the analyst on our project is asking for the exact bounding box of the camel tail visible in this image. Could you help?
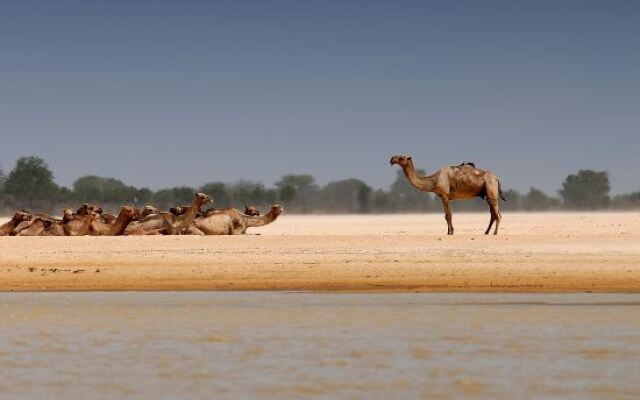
[498,180,507,202]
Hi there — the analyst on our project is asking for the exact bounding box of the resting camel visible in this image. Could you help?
[12,211,62,236]
[190,204,284,235]
[390,155,506,235]
[0,211,32,236]
[124,192,212,235]
[170,204,260,218]
[14,208,97,236]
[90,206,138,236]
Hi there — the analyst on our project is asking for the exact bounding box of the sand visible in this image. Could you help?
[1,212,639,292]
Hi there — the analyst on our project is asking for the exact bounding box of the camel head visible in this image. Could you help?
[13,210,32,223]
[195,192,213,206]
[77,203,102,216]
[390,155,412,167]
[244,206,260,216]
[170,206,188,216]
[62,208,74,223]
[141,205,159,217]
[120,206,137,220]
[270,204,284,216]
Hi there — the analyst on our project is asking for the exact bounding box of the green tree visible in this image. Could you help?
[200,182,231,207]
[611,191,640,209]
[152,186,195,209]
[388,170,433,212]
[275,174,319,212]
[370,189,393,212]
[559,170,610,209]
[72,175,142,204]
[0,168,5,195]
[228,181,272,208]
[4,156,59,208]
[500,189,522,211]
[522,188,559,210]
[320,179,372,213]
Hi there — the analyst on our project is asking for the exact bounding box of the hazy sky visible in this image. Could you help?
[1,1,638,194]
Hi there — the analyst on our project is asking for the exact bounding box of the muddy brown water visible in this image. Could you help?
[1,292,639,399]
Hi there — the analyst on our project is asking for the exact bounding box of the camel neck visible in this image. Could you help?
[245,209,280,228]
[110,211,132,235]
[402,162,435,192]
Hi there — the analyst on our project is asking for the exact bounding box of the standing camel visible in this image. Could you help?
[390,155,506,235]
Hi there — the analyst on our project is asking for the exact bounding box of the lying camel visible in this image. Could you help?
[191,204,283,235]
[170,205,259,218]
[90,206,139,236]
[390,155,506,235]
[0,211,32,236]
[124,193,212,235]
[14,208,97,236]
[12,210,62,236]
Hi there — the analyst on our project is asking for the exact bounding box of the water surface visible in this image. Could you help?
[1,292,639,399]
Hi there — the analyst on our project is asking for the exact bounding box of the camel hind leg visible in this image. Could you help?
[485,203,496,235]
[484,176,502,235]
[487,199,502,235]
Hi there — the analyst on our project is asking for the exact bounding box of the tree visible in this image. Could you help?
[522,188,560,211]
[227,180,275,208]
[320,179,372,213]
[152,186,195,209]
[388,170,433,212]
[500,189,522,211]
[200,182,231,207]
[72,175,142,204]
[4,156,59,208]
[275,174,319,212]
[611,191,640,209]
[559,170,610,209]
[0,168,5,195]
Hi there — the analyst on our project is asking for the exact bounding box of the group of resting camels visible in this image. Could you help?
[0,193,284,237]
[1,154,506,236]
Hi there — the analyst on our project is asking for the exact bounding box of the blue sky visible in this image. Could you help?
[1,1,638,194]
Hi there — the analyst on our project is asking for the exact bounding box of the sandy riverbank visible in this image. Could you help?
[1,212,639,292]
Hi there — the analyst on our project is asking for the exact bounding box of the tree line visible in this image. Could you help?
[1,156,639,214]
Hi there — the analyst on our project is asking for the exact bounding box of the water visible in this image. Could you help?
[1,292,639,399]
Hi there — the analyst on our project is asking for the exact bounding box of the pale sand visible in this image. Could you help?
[1,212,639,292]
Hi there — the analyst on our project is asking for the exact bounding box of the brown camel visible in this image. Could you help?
[76,203,102,216]
[390,155,506,235]
[90,206,138,236]
[0,211,32,236]
[14,208,97,236]
[192,204,283,235]
[12,210,62,236]
[170,205,259,217]
[124,193,212,235]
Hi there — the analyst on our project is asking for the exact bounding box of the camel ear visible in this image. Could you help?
[407,156,412,161]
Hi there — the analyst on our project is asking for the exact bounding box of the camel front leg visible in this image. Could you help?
[441,197,454,235]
